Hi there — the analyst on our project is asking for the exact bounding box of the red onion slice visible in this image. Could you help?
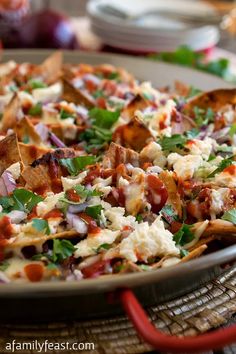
[49,132,66,148]
[0,171,16,196]
[35,122,49,142]
[66,213,88,234]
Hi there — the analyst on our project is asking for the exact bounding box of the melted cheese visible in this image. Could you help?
[119,217,179,262]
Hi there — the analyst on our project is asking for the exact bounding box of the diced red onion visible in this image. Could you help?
[66,213,88,234]
[7,210,27,224]
[0,272,10,283]
[49,132,66,148]
[68,203,88,214]
[35,122,49,142]
[0,171,16,196]
[211,127,230,143]
[83,74,101,86]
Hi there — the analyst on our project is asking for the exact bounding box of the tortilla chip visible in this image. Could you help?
[15,116,42,145]
[0,133,22,175]
[62,78,95,108]
[202,219,236,238]
[19,143,51,165]
[1,94,21,132]
[159,170,183,218]
[183,89,236,117]
[34,51,63,84]
[119,261,142,273]
[113,116,154,152]
[102,142,140,168]
[181,245,208,262]
[5,230,79,250]
[122,94,149,120]
[189,235,215,251]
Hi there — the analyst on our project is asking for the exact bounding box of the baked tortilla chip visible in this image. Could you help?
[159,170,183,218]
[15,116,42,145]
[113,116,154,152]
[62,78,95,109]
[102,142,140,168]
[202,219,236,237]
[1,94,21,132]
[122,94,149,120]
[0,133,22,175]
[33,51,63,85]
[184,89,236,117]
[181,245,207,262]
[19,143,51,165]
[5,230,79,250]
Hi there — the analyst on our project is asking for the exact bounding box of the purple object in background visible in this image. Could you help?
[11,8,79,49]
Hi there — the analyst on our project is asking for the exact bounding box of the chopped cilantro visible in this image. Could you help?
[74,185,101,198]
[0,189,43,213]
[85,205,102,219]
[59,155,96,176]
[89,108,120,129]
[180,249,189,258]
[60,109,75,120]
[52,239,75,263]
[47,263,58,270]
[96,243,111,252]
[193,106,214,127]
[22,135,30,144]
[32,218,50,235]
[139,264,151,271]
[158,134,186,151]
[107,72,120,80]
[221,209,236,225]
[229,124,236,138]
[0,260,10,271]
[185,128,199,139]
[135,214,143,223]
[93,89,105,99]
[187,86,202,98]
[28,103,42,116]
[207,155,235,178]
[173,224,194,246]
[29,80,47,89]
[161,205,178,224]
[80,126,112,152]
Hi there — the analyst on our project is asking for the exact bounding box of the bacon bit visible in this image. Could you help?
[123,225,133,231]
[33,184,48,196]
[142,162,152,170]
[79,212,101,234]
[0,216,13,244]
[24,263,44,282]
[66,189,81,203]
[44,208,63,219]
[96,97,106,109]
[84,165,101,184]
[81,259,108,278]
[223,165,236,175]
[146,174,168,214]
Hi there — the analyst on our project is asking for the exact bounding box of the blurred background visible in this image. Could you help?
[1,0,236,81]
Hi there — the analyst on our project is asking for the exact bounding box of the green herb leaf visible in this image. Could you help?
[161,205,178,224]
[89,108,120,129]
[96,243,111,253]
[74,185,102,198]
[52,239,75,263]
[80,126,112,152]
[135,214,143,223]
[139,264,151,271]
[0,260,10,271]
[187,86,202,98]
[28,103,42,116]
[32,218,50,235]
[60,109,75,120]
[93,89,105,99]
[229,124,236,138]
[207,156,235,178]
[158,134,186,150]
[60,155,96,176]
[180,249,189,258]
[221,209,236,224]
[107,72,120,80]
[47,263,58,270]
[0,189,43,213]
[193,106,214,127]
[185,128,199,139]
[85,205,102,219]
[22,135,30,144]
[29,80,47,89]
[173,224,194,246]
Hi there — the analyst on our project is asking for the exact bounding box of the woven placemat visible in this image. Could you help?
[0,266,236,354]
